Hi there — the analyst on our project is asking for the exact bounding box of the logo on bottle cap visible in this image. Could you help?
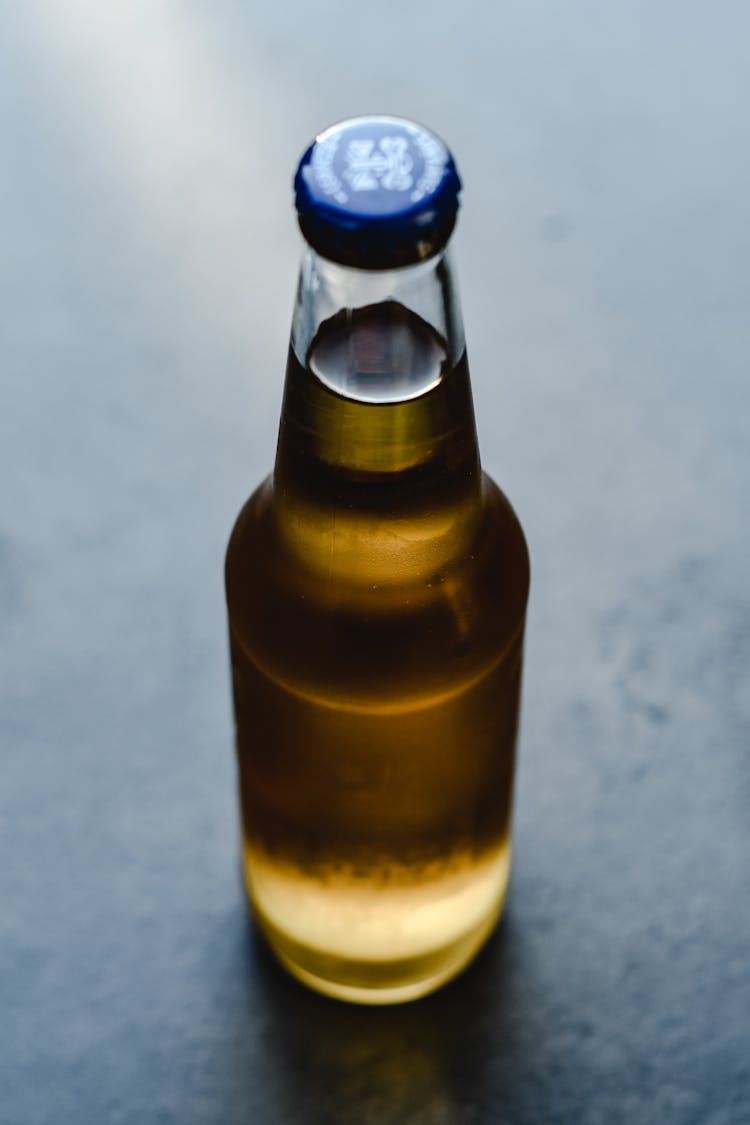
[295,116,462,268]
[310,124,448,209]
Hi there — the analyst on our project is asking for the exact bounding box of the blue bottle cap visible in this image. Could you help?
[294,116,462,269]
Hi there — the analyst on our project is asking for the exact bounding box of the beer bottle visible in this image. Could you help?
[225,116,530,1004]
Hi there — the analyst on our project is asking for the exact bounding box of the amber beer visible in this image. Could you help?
[225,117,529,1003]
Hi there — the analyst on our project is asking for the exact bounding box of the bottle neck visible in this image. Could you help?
[272,248,483,583]
[291,248,466,377]
[278,246,478,469]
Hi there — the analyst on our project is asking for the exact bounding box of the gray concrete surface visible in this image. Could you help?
[1,3,749,1123]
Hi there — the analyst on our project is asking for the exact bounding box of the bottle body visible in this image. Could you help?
[226,284,529,1002]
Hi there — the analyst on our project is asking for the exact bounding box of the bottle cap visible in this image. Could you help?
[294,116,461,269]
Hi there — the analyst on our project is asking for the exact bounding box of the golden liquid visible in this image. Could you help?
[225,304,529,1003]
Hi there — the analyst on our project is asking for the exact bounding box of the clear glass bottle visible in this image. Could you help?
[225,117,529,1004]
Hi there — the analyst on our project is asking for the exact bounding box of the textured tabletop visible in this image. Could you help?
[2,4,749,1123]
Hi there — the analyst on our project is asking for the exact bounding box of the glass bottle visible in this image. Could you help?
[225,116,529,1004]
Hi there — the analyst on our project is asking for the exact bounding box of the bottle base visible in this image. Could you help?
[245,841,511,1005]
[255,900,504,1005]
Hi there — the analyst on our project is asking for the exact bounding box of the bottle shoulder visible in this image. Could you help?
[226,468,528,706]
[479,472,530,595]
[225,475,274,565]
[227,470,528,562]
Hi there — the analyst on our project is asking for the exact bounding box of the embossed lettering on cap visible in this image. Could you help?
[308,120,447,210]
[343,137,414,193]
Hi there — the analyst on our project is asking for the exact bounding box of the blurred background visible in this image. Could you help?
[1,3,748,1123]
